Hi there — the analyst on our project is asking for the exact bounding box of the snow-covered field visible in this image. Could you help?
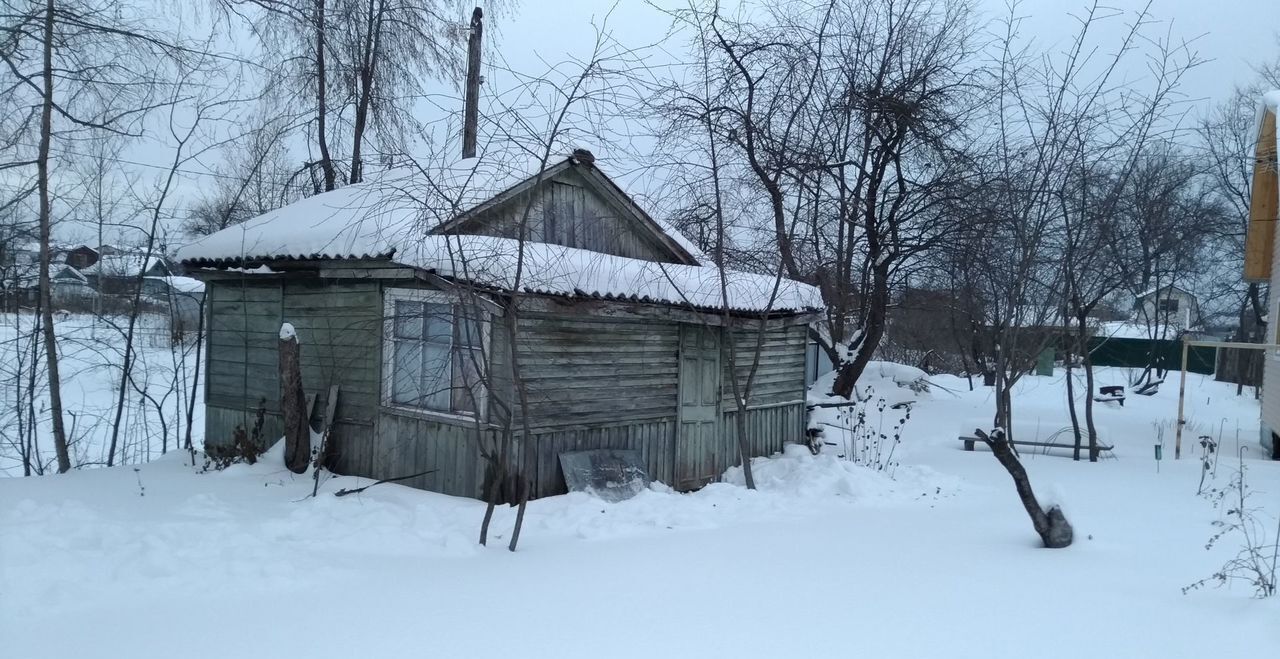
[0,313,201,475]
[2,363,1278,658]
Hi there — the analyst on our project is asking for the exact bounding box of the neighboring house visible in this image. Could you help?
[1,244,97,310]
[142,275,205,328]
[1132,285,1202,333]
[1241,90,1280,459]
[82,253,171,295]
[177,150,823,499]
[50,265,94,306]
[63,245,100,269]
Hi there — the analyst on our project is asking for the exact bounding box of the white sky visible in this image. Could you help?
[38,0,1280,244]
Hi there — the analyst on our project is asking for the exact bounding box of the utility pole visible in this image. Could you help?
[462,7,483,159]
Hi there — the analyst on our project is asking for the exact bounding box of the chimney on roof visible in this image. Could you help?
[462,7,483,160]
[572,148,595,165]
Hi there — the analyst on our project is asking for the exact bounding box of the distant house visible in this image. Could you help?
[1,244,95,310]
[63,245,100,269]
[142,275,205,328]
[82,253,171,295]
[50,265,94,306]
[177,151,822,499]
[1132,285,1201,333]
[1240,90,1279,459]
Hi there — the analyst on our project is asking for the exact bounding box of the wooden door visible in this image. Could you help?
[676,324,721,489]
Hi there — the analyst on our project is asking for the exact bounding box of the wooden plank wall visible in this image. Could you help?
[204,275,810,500]
[204,277,384,459]
[366,412,491,498]
[205,280,284,452]
[514,312,681,428]
[524,419,677,499]
[1244,108,1278,282]
[723,403,807,462]
[723,323,809,407]
[454,169,679,263]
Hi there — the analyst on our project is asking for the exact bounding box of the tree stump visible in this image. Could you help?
[975,428,1073,548]
[279,323,309,474]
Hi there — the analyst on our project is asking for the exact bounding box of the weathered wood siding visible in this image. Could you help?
[514,311,683,497]
[284,280,383,473]
[524,419,678,499]
[722,323,809,407]
[205,280,284,452]
[515,312,681,428]
[358,304,514,500]
[364,412,491,498]
[715,323,809,480]
[203,275,810,500]
[203,277,383,459]
[449,169,681,263]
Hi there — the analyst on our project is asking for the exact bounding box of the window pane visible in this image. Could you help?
[424,302,452,343]
[420,342,452,410]
[391,339,423,405]
[394,301,422,339]
[453,346,487,414]
[455,307,483,349]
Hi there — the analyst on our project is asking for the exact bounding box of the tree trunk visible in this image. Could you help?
[1081,320,1100,462]
[1064,349,1082,461]
[38,0,70,474]
[183,295,206,453]
[314,0,337,191]
[831,266,890,399]
[279,327,309,473]
[348,0,380,184]
[976,429,1073,548]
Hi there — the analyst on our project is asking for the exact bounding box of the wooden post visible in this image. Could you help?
[279,323,309,474]
[1174,337,1189,460]
[461,7,483,159]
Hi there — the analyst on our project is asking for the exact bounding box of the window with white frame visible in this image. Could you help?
[383,288,488,419]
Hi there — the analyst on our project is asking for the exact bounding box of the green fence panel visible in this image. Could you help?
[1086,337,1216,376]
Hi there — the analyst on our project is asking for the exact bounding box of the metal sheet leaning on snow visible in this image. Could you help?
[558,449,651,502]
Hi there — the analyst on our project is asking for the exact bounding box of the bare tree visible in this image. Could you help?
[1107,147,1226,387]
[185,115,296,236]
[667,0,982,399]
[221,0,506,188]
[104,54,254,467]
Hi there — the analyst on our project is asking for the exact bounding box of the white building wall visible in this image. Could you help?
[1261,235,1280,453]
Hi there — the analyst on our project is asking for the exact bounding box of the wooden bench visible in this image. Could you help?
[959,435,1114,455]
[1093,385,1125,407]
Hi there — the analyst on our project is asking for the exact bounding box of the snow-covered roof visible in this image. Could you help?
[52,265,87,283]
[1135,284,1195,300]
[177,154,703,265]
[83,254,166,278]
[396,235,821,313]
[176,169,421,263]
[1097,320,1201,340]
[147,275,205,294]
[176,155,816,313]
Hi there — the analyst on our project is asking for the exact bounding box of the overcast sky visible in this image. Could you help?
[42,0,1280,245]
[495,0,1277,116]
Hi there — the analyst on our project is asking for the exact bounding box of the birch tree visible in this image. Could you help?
[0,0,196,471]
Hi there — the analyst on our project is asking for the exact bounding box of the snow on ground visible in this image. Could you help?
[2,364,1278,658]
[0,312,201,475]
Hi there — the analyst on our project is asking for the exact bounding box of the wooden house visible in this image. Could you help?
[1242,90,1280,459]
[1132,285,1202,333]
[82,253,171,295]
[63,245,100,269]
[176,151,823,499]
